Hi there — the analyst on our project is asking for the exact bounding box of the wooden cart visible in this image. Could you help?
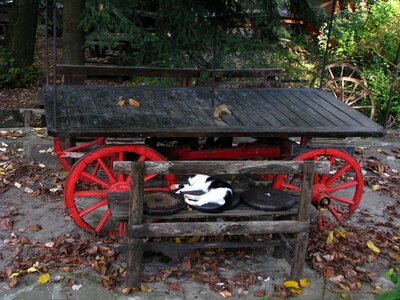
[41,75,384,235]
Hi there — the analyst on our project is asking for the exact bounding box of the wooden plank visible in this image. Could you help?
[130,220,309,237]
[126,162,144,288]
[56,64,201,78]
[108,192,299,221]
[210,68,283,78]
[137,89,175,127]
[288,90,347,127]
[268,90,315,127]
[279,89,334,127]
[114,160,330,175]
[233,89,285,127]
[62,86,87,129]
[160,89,203,127]
[102,87,138,127]
[217,89,268,127]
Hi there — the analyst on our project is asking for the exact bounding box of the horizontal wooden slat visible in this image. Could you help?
[210,68,283,78]
[113,160,330,175]
[56,64,201,78]
[108,192,298,221]
[130,220,309,237]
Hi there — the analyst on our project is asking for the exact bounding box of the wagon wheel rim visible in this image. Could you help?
[273,149,364,230]
[54,137,106,182]
[310,62,369,88]
[325,77,376,119]
[64,145,176,235]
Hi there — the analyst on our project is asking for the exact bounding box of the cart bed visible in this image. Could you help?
[42,85,384,138]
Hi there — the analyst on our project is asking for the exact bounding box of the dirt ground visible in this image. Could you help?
[0,129,399,299]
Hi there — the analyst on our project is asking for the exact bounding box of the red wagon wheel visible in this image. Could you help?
[64,145,175,235]
[273,149,364,230]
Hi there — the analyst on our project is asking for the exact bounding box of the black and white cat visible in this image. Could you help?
[170,174,233,208]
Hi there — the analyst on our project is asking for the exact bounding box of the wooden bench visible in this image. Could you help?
[55,64,283,87]
[111,160,329,288]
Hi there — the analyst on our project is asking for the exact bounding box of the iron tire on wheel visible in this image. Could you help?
[273,149,364,230]
[64,145,175,235]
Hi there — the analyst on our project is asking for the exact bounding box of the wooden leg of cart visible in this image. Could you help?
[290,162,313,280]
[126,163,145,288]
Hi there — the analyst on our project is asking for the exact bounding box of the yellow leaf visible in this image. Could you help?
[220,289,232,297]
[283,280,300,289]
[187,236,200,244]
[59,266,70,272]
[340,292,351,299]
[327,230,336,245]
[116,100,125,107]
[367,240,380,253]
[140,283,152,292]
[338,283,350,291]
[128,98,141,107]
[36,134,46,138]
[299,278,310,288]
[174,237,182,244]
[8,272,20,279]
[370,184,381,191]
[289,287,302,295]
[338,228,347,239]
[32,128,44,131]
[213,104,232,119]
[27,267,39,273]
[37,273,51,284]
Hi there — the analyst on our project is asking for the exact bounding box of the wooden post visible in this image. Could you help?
[290,161,314,279]
[126,162,144,288]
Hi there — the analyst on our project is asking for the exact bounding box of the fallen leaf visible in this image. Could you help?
[337,283,350,291]
[283,280,300,289]
[168,283,182,292]
[300,278,310,288]
[72,284,82,291]
[8,272,20,279]
[187,236,201,244]
[116,99,125,107]
[128,98,140,107]
[38,273,51,284]
[122,287,134,295]
[45,242,55,248]
[14,182,22,188]
[370,184,381,191]
[0,218,13,230]
[388,251,400,260]
[219,290,232,298]
[140,283,152,292]
[59,266,70,272]
[214,104,232,119]
[289,287,303,295]
[27,224,42,232]
[254,289,266,297]
[27,267,39,273]
[8,277,17,288]
[182,257,191,272]
[367,240,380,253]
[340,292,351,299]
[327,230,336,245]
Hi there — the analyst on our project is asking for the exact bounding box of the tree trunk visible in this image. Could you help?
[5,0,39,68]
[62,0,85,64]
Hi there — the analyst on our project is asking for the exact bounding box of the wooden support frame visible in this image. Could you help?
[112,160,329,288]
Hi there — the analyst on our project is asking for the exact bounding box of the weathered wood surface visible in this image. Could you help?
[126,163,144,288]
[130,220,309,238]
[108,192,299,221]
[42,86,385,138]
[113,160,330,175]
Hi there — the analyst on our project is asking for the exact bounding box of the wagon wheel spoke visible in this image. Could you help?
[78,199,108,218]
[74,190,108,198]
[327,205,344,222]
[325,163,352,187]
[80,171,111,189]
[95,209,112,233]
[347,92,368,106]
[320,155,336,184]
[97,158,117,184]
[329,194,355,205]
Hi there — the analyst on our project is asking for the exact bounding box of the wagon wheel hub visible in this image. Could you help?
[312,184,331,209]
[109,182,130,193]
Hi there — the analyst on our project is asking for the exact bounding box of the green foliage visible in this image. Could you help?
[81,0,317,69]
[0,48,39,87]
[376,266,400,300]
[319,0,400,123]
